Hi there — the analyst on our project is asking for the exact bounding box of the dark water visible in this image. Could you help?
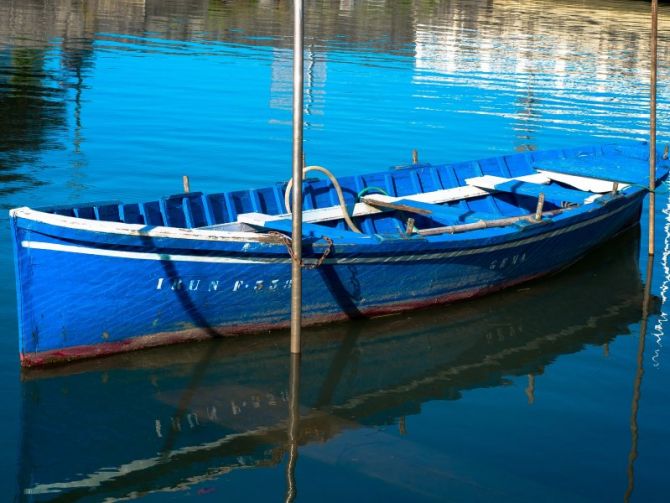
[1,0,669,500]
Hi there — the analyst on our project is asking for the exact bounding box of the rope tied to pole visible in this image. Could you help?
[269,231,334,269]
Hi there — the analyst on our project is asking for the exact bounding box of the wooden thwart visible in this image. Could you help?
[465,174,587,205]
[417,208,569,236]
[465,173,551,189]
[537,169,629,193]
[359,196,432,215]
[360,195,499,223]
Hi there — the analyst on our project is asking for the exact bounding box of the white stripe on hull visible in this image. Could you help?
[21,241,270,264]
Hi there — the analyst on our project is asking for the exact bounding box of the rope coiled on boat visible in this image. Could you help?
[284,165,362,233]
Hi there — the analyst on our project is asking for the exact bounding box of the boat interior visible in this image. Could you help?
[39,144,650,238]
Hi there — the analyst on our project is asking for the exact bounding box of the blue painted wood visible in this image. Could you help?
[119,203,144,224]
[142,201,163,225]
[9,141,669,366]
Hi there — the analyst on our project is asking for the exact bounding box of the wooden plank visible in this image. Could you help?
[404,185,488,203]
[536,169,629,193]
[417,208,569,236]
[359,197,432,215]
[303,204,380,223]
[465,175,588,205]
[463,173,550,190]
[361,195,499,224]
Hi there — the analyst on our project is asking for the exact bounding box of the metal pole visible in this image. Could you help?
[649,0,658,256]
[291,0,305,354]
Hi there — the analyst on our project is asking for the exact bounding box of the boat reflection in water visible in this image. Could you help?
[18,229,651,500]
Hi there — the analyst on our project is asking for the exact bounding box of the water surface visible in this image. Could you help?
[1,0,669,500]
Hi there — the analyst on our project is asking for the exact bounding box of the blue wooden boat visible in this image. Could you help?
[9,141,668,366]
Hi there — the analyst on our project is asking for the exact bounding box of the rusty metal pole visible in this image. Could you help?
[291,0,305,354]
[649,0,658,256]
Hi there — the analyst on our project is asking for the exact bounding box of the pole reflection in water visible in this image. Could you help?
[525,373,535,405]
[652,181,670,367]
[624,255,655,503]
[285,353,301,503]
[17,229,655,501]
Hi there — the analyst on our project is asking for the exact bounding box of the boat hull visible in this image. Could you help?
[11,190,645,366]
